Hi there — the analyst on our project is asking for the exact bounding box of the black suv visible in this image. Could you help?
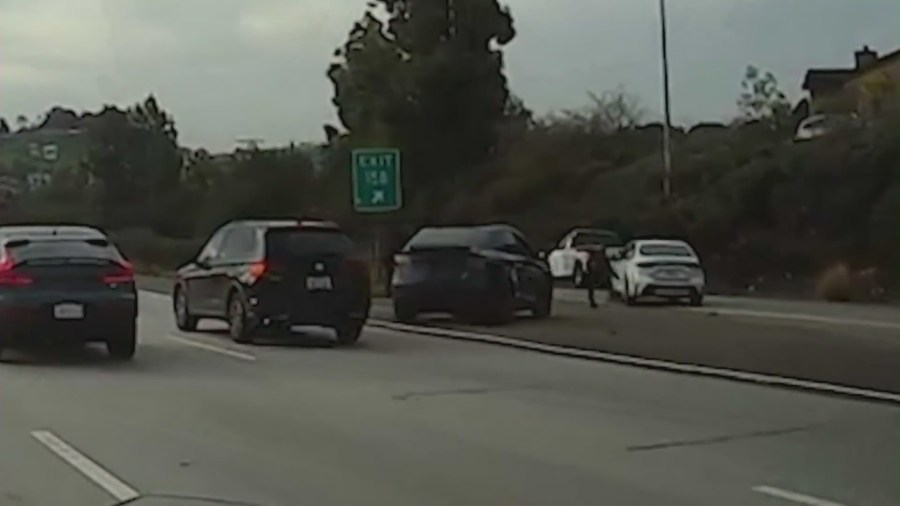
[173,220,371,345]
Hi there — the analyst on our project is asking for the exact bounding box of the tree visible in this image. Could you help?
[738,65,791,131]
[15,115,28,132]
[328,0,517,215]
[0,118,9,134]
[81,96,183,232]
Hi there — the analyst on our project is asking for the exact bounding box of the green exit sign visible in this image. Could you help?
[352,148,402,213]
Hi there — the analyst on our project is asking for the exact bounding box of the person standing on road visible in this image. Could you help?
[585,251,602,308]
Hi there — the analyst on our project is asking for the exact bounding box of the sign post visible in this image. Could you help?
[352,148,403,293]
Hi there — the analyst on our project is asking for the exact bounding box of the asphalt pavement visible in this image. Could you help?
[0,290,897,506]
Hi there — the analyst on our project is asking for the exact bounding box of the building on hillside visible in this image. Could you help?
[802,46,900,116]
[0,127,89,191]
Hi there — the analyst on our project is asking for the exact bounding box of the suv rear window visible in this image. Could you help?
[265,229,354,258]
[6,239,122,263]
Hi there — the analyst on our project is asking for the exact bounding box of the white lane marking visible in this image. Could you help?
[552,288,898,330]
[752,485,846,506]
[31,430,140,502]
[684,307,900,331]
[369,320,900,403]
[166,334,256,362]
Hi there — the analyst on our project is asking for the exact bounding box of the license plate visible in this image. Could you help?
[53,303,84,320]
[306,276,333,291]
[656,289,688,297]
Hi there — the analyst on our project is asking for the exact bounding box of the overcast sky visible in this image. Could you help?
[1,0,897,151]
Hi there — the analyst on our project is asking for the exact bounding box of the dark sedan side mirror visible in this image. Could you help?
[195,257,212,270]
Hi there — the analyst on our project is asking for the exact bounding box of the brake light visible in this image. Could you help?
[249,261,267,281]
[0,257,32,286]
[343,258,369,279]
[103,261,135,285]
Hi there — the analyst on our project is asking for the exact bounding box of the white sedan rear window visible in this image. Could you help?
[639,244,692,257]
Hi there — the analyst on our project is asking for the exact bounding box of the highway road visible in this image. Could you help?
[554,288,899,329]
[0,291,897,506]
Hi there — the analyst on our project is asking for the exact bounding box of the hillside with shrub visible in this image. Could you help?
[0,0,895,302]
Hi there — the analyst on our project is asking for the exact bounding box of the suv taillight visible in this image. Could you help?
[103,261,134,285]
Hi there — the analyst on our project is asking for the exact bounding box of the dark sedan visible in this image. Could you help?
[391,224,552,324]
[0,225,137,360]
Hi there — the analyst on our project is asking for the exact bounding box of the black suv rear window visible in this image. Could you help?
[6,240,122,263]
[266,229,353,258]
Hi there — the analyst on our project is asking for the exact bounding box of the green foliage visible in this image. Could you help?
[738,65,792,132]
[328,0,517,217]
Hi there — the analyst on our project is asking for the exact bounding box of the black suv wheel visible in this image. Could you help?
[228,292,256,344]
[336,320,364,346]
[107,322,137,361]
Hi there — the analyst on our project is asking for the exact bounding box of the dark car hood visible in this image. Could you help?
[115,495,266,506]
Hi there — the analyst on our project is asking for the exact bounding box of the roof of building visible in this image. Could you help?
[803,47,900,91]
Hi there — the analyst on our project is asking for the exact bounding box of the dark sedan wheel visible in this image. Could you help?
[336,320,364,346]
[107,322,137,361]
[533,285,552,319]
[393,299,418,323]
[228,293,255,344]
[174,286,199,331]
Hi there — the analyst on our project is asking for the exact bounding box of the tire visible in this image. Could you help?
[393,299,417,323]
[336,320,364,346]
[572,263,585,288]
[174,285,199,332]
[227,292,255,344]
[689,292,704,307]
[533,284,552,320]
[107,322,137,361]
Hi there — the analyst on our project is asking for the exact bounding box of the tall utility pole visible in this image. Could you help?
[659,0,673,199]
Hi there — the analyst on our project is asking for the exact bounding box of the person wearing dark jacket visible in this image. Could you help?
[584,251,605,308]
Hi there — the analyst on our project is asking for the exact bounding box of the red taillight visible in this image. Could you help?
[249,261,267,282]
[0,257,33,286]
[343,258,369,279]
[103,261,134,285]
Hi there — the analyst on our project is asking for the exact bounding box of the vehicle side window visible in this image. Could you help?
[514,236,536,258]
[231,228,259,262]
[198,229,227,262]
[218,227,258,263]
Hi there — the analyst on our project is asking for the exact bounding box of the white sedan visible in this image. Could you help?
[607,239,705,306]
[547,228,622,287]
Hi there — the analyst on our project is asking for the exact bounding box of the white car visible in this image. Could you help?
[547,229,623,287]
[794,114,829,141]
[607,239,705,306]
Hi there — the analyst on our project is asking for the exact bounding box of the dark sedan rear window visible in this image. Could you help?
[6,240,122,263]
[266,229,354,257]
[405,228,497,250]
